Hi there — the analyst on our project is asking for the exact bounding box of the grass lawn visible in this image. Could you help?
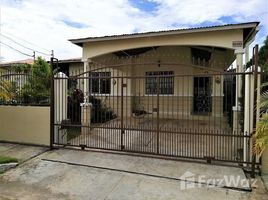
[0,156,18,164]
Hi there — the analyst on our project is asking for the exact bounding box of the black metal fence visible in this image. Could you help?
[0,69,50,106]
[52,61,258,166]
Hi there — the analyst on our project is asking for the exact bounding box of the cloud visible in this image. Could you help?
[0,0,267,62]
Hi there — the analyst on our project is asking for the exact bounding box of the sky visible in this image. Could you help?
[0,0,267,62]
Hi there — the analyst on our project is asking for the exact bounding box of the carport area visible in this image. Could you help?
[0,144,267,200]
[68,117,239,162]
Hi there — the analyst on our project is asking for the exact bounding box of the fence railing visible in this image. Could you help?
[0,70,50,106]
[51,66,258,166]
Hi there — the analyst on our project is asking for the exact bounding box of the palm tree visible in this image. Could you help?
[252,36,268,156]
[0,80,17,102]
[254,82,268,155]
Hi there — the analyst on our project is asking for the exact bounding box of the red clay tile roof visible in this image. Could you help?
[0,59,34,67]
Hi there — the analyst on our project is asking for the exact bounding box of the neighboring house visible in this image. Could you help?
[0,59,34,90]
[0,59,34,71]
[55,58,83,91]
[56,58,83,77]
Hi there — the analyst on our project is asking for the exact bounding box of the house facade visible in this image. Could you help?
[0,59,34,100]
[52,22,261,165]
[68,22,259,122]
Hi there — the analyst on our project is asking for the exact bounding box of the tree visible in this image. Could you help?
[254,83,268,155]
[21,57,51,104]
[253,36,268,155]
[246,36,268,72]
[258,36,268,72]
[11,63,31,73]
[0,80,17,103]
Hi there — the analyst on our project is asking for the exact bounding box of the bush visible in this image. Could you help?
[67,89,84,124]
[21,57,51,105]
[89,96,117,123]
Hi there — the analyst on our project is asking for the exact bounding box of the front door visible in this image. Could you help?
[193,77,212,114]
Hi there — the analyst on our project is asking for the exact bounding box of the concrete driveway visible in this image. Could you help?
[0,144,267,200]
[68,117,237,161]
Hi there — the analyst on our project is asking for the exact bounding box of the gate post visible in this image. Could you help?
[251,44,259,178]
[50,57,55,149]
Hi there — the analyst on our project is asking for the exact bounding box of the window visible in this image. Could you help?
[145,71,174,95]
[191,48,211,67]
[89,72,111,94]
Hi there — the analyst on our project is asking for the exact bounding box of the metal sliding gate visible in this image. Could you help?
[51,60,260,169]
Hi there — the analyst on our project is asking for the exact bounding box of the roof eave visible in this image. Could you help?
[69,22,260,46]
[243,26,260,47]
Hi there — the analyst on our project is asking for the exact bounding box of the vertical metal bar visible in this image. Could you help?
[121,77,124,150]
[50,57,55,149]
[251,44,258,178]
[157,76,160,154]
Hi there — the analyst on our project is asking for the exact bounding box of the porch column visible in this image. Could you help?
[243,43,253,163]
[233,49,244,134]
[80,60,92,140]
[83,59,89,94]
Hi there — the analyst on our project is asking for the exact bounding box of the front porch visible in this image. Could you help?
[66,116,243,162]
[82,46,236,119]
[57,46,246,162]
[53,23,260,166]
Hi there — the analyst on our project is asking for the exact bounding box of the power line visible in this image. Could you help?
[2,30,51,53]
[0,33,51,56]
[0,41,33,57]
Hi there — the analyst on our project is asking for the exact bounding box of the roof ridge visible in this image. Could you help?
[69,21,259,43]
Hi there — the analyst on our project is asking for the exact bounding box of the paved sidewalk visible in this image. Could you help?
[0,147,267,199]
[0,142,48,162]
[42,149,250,190]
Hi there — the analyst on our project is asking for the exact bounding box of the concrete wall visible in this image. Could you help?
[262,148,268,174]
[0,106,50,146]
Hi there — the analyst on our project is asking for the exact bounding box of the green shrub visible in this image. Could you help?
[89,96,117,123]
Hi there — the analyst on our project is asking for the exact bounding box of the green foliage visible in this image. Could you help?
[254,83,268,155]
[258,36,268,71]
[254,114,268,155]
[246,36,268,71]
[67,89,84,124]
[11,63,31,73]
[21,57,51,104]
[0,80,18,103]
[251,36,268,155]
[89,96,117,123]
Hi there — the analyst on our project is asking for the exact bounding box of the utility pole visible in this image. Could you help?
[50,53,54,149]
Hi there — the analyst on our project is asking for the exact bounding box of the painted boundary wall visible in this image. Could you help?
[0,106,50,146]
